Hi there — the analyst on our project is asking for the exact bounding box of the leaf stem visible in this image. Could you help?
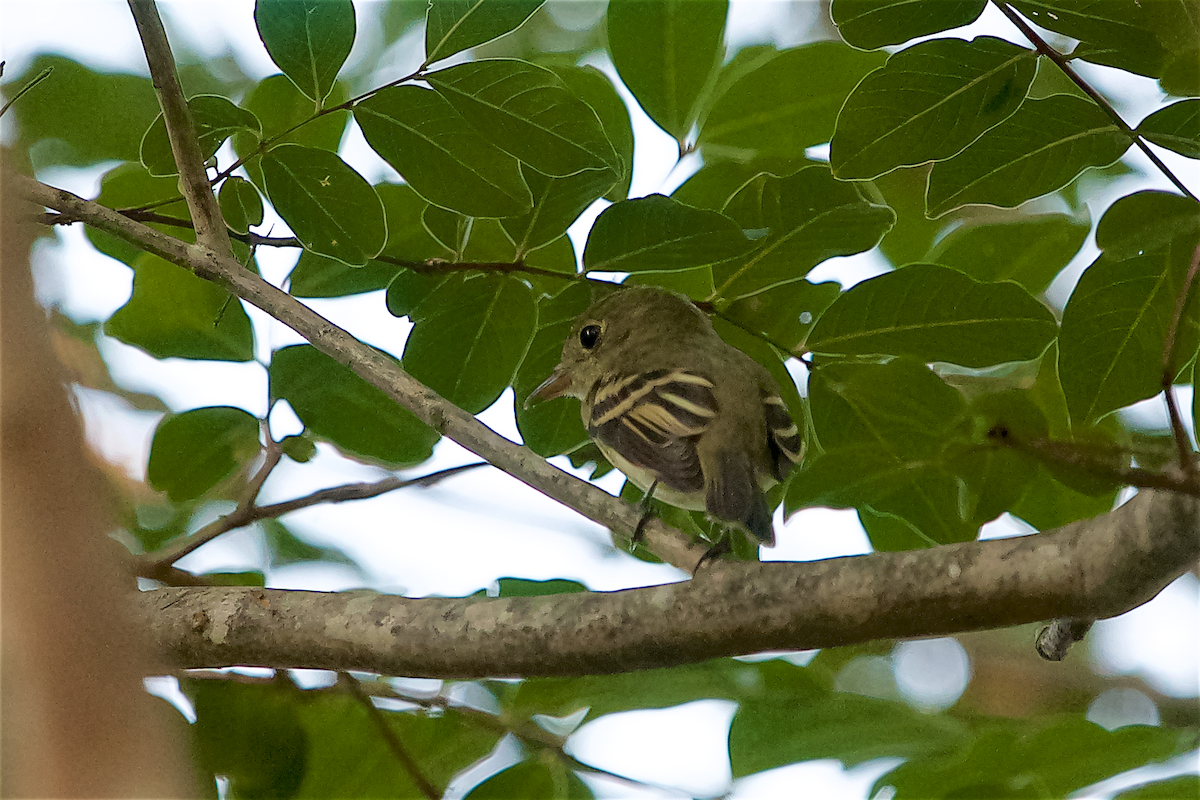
[993,0,1198,203]
[0,66,53,120]
[1161,240,1200,478]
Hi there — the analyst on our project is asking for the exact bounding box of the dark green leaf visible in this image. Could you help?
[404,274,538,414]
[141,94,260,176]
[425,0,545,65]
[721,279,841,352]
[279,433,317,463]
[926,212,1090,294]
[85,163,187,265]
[831,0,987,49]
[1160,47,1200,96]
[552,64,635,201]
[202,571,268,587]
[219,176,265,235]
[876,717,1198,800]
[261,144,386,266]
[500,164,616,256]
[495,577,588,597]
[672,158,806,212]
[869,164,953,268]
[712,166,896,301]
[288,252,403,298]
[831,37,1037,180]
[606,0,728,139]
[926,95,1132,217]
[386,270,450,319]
[234,75,350,188]
[515,283,591,457]
[1009,0,1170,78]
[355,85,532,217]
[699,43,886,160]
[1011,465,1118,530]
[426,59,620,176]
[254,0,355,103]
[1115,776,1200,800]
[582,194,752,274]
[294,690,500,797]
[148,407,260,502]
[106,253,255,362]
[186,679,307,800]
[1058,191,1200,423]
[465,761,593,800]
[263,519,355,568]
[5,55,160,167]
[1136,99,1200,159]
[807,264,1058,367]
[270,344,439,466]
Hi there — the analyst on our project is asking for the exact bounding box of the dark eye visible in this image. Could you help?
[579,324,601,350]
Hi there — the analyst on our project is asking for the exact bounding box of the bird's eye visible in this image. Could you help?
[579,324,601,350]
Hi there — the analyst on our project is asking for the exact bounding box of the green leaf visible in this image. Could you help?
[869,164,953,269]
[294,690,501,798]
[831,37,1037,181]
[495,577,588,597]
[386,270,450,319]
[270,344,439,466]
[465,761,594,800]
[552,64,635,202]
[219,176,265,235]
[254,0,355,103]
[140,94,260,177]
[926,95,1132,217]
[831,0,987,49]
[355,85,532,217]
[582,194,752,274]
[672,157,806,212]
[279,433,317,463]
[5,55,160,168]
[500,164,616,256]
[1011,465,1118,530]
[234,75,350,188]
[926,212,1090,295]
[606,0,728,139]
[186,679,308,800]
[712,166,896,301]
[424,0,545,65]
[106,254,255,362]
[1009,0,1170,78]
[263,519,355,569]
[1115,776,1200,800]
[85,162,187,265]
[261,144,386,266]
[148,407,260,502]
[1136,99,1200,159]
[876,717,1198,799]
[288,252,402,298]
[404,274,538,414]
[807,264,1058,367]
[1160,47,1200,96]
[699,43,886,160]
[426,59,620,177]
[721,279,841,352]
[1058,191,1200,423]
[515,283,591,457]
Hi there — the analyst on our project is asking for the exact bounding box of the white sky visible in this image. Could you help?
[4,1,1197,798]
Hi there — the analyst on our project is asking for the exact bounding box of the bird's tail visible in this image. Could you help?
[706,451,775,546]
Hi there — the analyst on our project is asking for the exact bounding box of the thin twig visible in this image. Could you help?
[341,674,440,800]
[1161,241,1200,477]
[0,66,53,119]
[127,0,235,258]
[137,463,488,577]
[993,0,1198,203]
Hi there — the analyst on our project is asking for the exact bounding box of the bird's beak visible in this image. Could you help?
[525,369,572,408]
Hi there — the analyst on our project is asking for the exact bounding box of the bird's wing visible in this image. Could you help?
[762,394,803,482]
[587,369,716,494]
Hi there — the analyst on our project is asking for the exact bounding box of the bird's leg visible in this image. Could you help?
[694,534,732,571]
[629,480,659,547]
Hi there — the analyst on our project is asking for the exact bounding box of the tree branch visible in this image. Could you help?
[130,490,1199,678]
[17,175,707,574]
[127,0,234,259]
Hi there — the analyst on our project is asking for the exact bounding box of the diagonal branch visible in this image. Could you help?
[131,489,1200,678]
[17,175,707,574]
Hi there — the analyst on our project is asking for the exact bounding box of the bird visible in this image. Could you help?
[526,285,803,549]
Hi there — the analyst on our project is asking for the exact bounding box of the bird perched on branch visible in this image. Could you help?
[527,285,803,550]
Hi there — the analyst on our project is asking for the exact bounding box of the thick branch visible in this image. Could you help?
[131,490,1200,678]
[127,1,234,259]
[18,175,707,573]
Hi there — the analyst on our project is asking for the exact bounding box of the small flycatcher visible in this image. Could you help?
[527,286,803,546]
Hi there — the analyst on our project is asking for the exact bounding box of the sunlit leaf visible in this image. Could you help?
[261,144,386,266]
[355,85,532,217]
[148,407,260,502]
[831,37,1037,181]
[254,0,355,103]
[831,0,987,49]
